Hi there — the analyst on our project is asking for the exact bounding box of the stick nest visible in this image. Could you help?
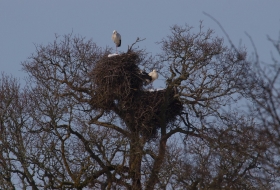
[90,52,183,139]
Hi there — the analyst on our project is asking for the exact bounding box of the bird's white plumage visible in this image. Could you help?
[108,53,119,57]
[112,30,121,47]
[148,69,158,82]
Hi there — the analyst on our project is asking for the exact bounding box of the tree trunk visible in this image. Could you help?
[129,133,144,190]
[145,138,167,189]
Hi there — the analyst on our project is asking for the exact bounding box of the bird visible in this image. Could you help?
[112,30,121,54]
[148,69,158,83]
[139,69,158,85]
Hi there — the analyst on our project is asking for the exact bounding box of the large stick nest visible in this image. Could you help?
[90,52,143,109]
[120,89,183,139]
[90,51,183,139]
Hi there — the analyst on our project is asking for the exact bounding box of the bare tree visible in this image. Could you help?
[245,31,280,187]
[0,74,38,190]
[0,24,277,189]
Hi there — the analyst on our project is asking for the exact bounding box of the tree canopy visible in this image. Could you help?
[0,24,279,189]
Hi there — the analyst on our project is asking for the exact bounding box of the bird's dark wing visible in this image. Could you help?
[117,40,121,47]
[140,72,152,86]
[140,70,148,75]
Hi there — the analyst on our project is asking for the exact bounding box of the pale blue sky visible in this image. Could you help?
[1,1,279,87]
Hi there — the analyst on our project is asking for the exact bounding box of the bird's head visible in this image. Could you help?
[113,30,117,34]
[153,69,157,72]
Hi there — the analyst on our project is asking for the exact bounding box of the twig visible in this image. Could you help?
[128,37,146,52]
[203,12,238,53]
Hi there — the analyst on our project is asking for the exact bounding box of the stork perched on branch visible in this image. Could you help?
[112,30,121,54]
[140,69,158,85]
[149,69,158,83]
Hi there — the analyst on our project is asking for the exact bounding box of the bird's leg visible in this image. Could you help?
[116,47,118,54]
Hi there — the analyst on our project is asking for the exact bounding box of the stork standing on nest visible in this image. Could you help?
[112,30,121,54]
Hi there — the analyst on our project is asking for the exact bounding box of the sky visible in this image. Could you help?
[0,1,279,88]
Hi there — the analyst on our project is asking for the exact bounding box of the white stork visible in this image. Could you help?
[148,69,158,83]
[112,30,121,54]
